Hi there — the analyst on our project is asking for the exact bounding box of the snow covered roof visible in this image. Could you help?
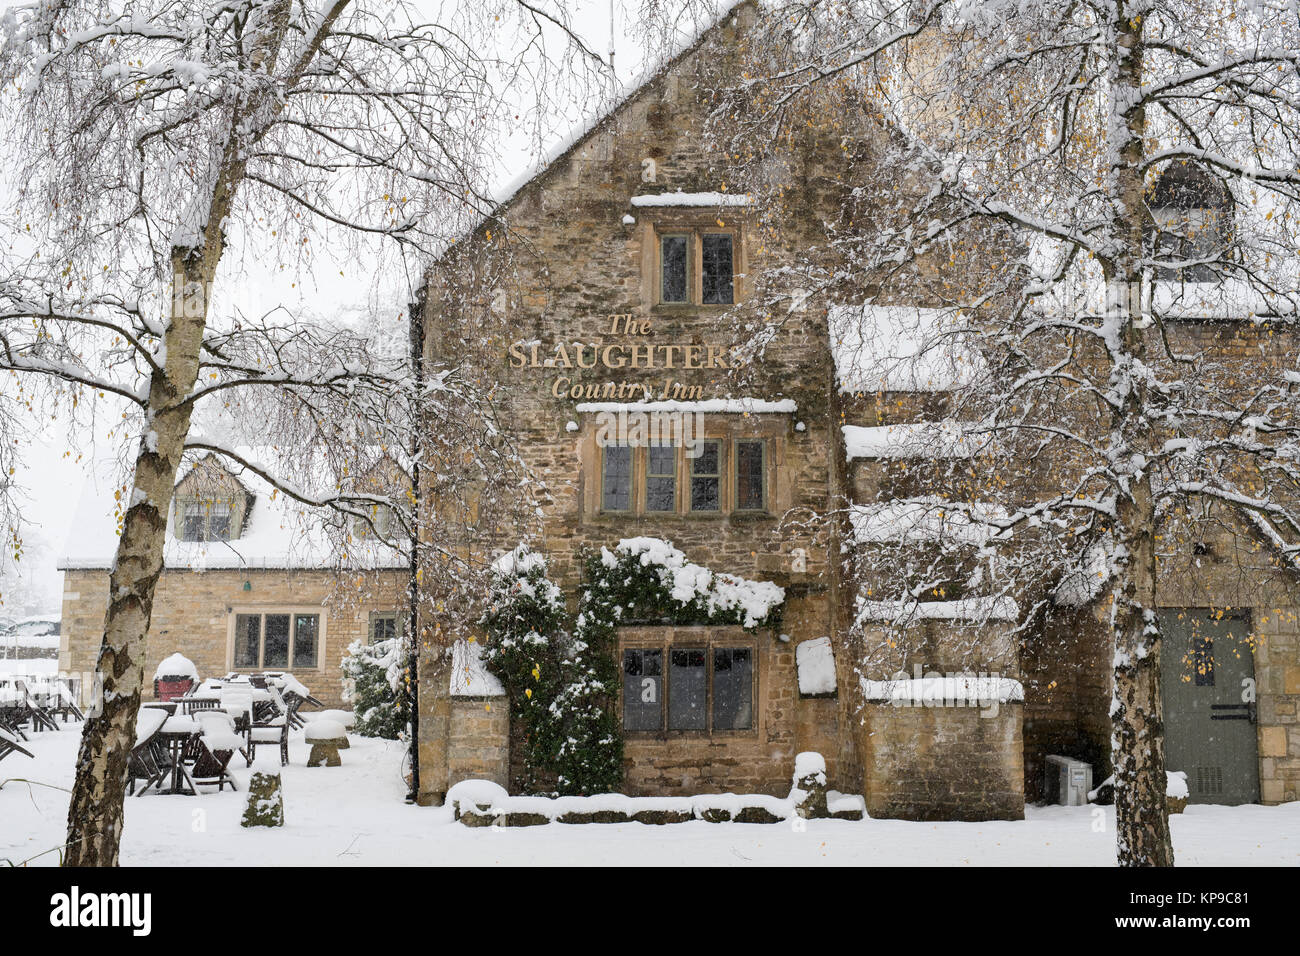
[58,452,403,572]
[829,305,986,394]
[856,596,1019,626]
[860,676,1024,704]
[1039,275,1296,322]
[450,639,506,698]
[842,421,978,460]
[850,499,1009,547]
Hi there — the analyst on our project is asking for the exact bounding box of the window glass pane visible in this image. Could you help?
[661,235,688,303]
[735,440,765,510]
[713,648,753,730]
[263,614,290,668]
[208,501,231,541]
[293,614,319,668]
[668,648,707,730]
[690,440,720,512]
[371,613,397,643]
[623,649,663,731]
[602,445,632,511]
[182,502,206,541]
[646,444,676,512]
[701,234,734,304]
[234,614,261,668]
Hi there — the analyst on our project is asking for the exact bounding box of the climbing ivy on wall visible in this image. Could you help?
[479,546,569,794]
[482,538,786,796]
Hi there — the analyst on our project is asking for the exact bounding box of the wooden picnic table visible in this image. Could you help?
[154,716,201,796]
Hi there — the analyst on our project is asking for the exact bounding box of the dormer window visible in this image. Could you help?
[352,504,395,540]
[179,499,233,542]
[1147,163,1233,283]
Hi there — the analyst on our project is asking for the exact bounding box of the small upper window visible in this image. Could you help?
[701,234,734,304]
[660,235,689,304]
[1148,163,1232,283]
[353,504,394,540]
[179,499,233,542]
[370,612,400,644]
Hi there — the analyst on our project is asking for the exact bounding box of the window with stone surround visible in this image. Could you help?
[595,435,771,517]
[654,229,737,306]
[232,611,321,670]
[369,611,402,644]
[601,444,633,512]
[621,636,754,734]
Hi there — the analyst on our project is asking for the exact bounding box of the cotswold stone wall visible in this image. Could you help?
[60,567,405,709]
[861,702,1025,821]
[447,698,510,790]
[417,3,871,800]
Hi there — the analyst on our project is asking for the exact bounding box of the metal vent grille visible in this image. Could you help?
[1196,766,1223,795]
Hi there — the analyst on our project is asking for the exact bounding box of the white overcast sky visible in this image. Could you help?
[7,0,721,615]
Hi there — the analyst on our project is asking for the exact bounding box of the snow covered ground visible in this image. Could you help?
[2,722,1296,866]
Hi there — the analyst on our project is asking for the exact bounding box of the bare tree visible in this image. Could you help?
[718,0,1300,865]
[0,0,585,865]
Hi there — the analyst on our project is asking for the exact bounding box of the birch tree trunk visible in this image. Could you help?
[1105,1,1174,868]
[63,246,227,866]
[63,2,293,866]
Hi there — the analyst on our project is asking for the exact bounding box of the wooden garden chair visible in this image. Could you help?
[188,711,242,792]
[0,726,34,765]
[127,709,170,796]
[14,681,59,733]
[247,685,289,766]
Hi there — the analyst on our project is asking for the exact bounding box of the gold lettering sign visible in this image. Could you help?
[506,313,730,402]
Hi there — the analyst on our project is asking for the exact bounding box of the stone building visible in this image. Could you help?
[58,454,406,709]
[409,3,1298,816]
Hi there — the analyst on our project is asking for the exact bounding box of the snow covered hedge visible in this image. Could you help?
[480,545,570,794]
[341,635,409,739]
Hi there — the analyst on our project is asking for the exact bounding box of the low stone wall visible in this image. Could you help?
[446,698,510,790]
[861,702,1025,821]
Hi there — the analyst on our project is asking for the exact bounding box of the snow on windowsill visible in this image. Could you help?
[575,398,796,414]
[856,596,1020,624]
[630,191,753,208]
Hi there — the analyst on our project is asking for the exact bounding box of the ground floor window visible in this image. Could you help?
[233,611,320,670]
[369,611,402,644]
[622,640,754,733]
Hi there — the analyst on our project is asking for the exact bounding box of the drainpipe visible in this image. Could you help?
[404,290,426,804]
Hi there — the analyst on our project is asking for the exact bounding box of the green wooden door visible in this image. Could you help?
[1159,609,1259,805]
